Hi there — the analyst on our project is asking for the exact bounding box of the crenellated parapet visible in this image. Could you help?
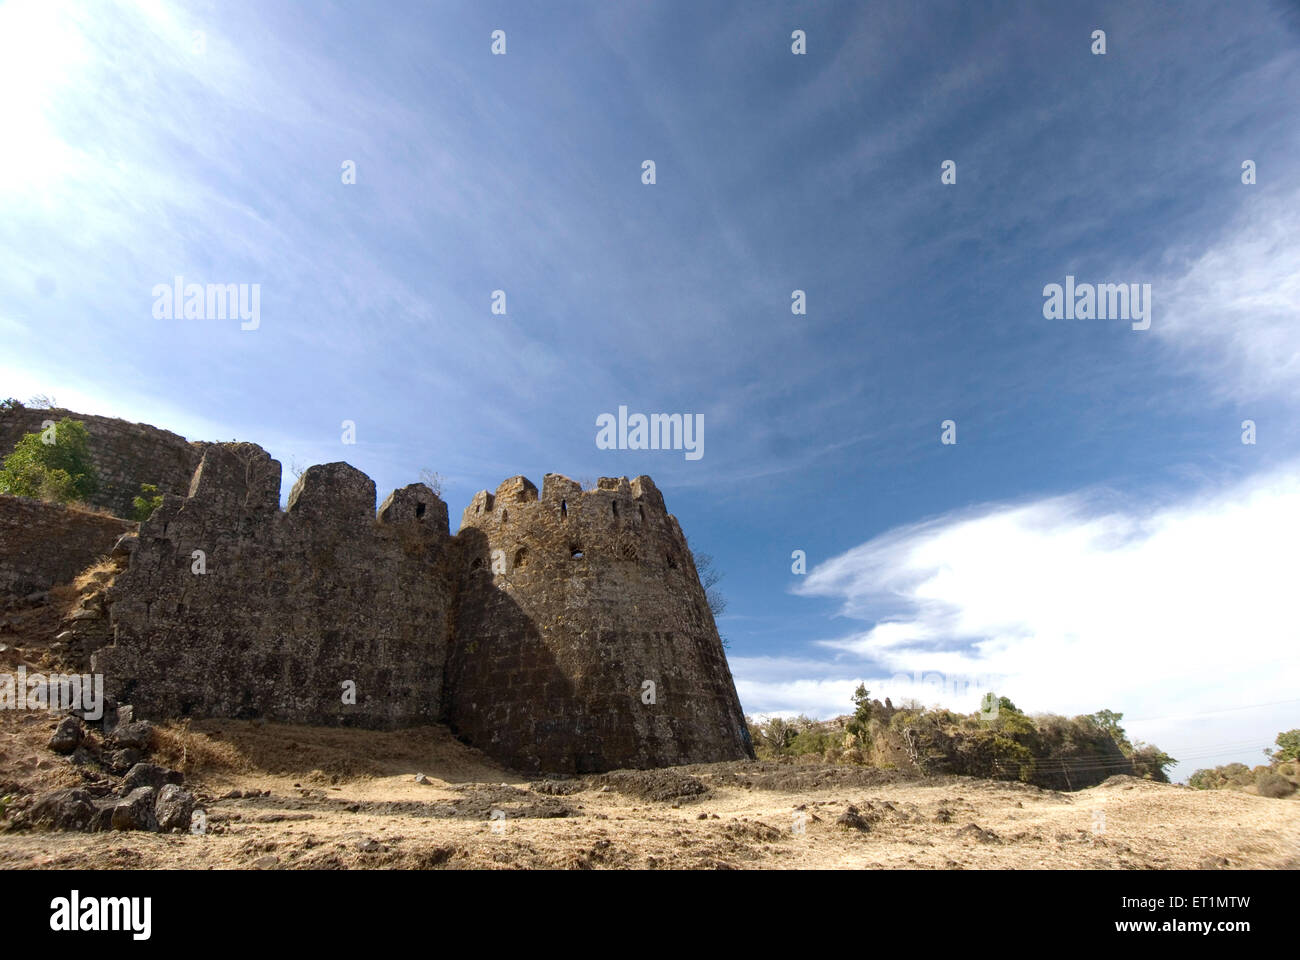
[459,472,685,573]
[94,444,457,728]
[87,446,753,772]
[449,472,752,772]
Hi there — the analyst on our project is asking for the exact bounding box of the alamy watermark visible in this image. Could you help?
[1040,274,1154,330]
[50,890,150,940]
[152,276,260,330]
[1042,275,1151,331]
[596,406,703,460]
[0,667,103,720]
[885,670,1002,720]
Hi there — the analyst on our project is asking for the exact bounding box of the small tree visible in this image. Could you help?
[691,549,727,617]
[132,483,164,522]
[846,684,874,743]
[1271,729,1300,763]
[1085,709,1131,750]
[418,467,444,498]
[759,715,797,754]
[0,418,98,505]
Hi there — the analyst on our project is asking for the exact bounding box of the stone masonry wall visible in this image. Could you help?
[92,444,457,727]
[84,440,753,773]
[449,473,754,773]
[0,404,207,519]
[0,495,135,599]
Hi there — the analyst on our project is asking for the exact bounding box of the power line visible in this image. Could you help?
[1125,698,1300,724]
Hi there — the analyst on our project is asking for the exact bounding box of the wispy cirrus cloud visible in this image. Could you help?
[1155,184,1300,403]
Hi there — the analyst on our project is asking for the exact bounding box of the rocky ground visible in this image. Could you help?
[2,709,1298,870]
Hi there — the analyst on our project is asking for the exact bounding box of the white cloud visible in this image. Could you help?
[1156,185,1300,402]
[780,465,1300,779]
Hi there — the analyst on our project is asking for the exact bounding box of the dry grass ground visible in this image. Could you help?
[2,711,1297,870]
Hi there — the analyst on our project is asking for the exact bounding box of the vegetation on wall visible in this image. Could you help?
[131,482,164,522]
[0,417,99,506]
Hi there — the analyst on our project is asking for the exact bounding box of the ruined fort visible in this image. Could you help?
[0,406,754,773]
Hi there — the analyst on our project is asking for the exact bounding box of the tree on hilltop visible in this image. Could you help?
[1271,729,1300,763]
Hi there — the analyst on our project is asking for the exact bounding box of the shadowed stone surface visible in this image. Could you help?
[450,472,753,773]
[84,443,752,773]
[0,495,134,599]
[94,445,457,728]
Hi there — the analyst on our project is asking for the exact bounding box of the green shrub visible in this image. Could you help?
[1194,760,1288,793]
[1084,709,1132,752]
[0,418,98,504]
[132,482,164,522]
[1256,771,1296,799]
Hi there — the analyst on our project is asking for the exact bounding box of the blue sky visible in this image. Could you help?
[2,0,1298,781]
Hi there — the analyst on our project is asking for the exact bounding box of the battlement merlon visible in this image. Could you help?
[163,446,672,544]
[377,482,449,534]
[141,443,450,536]
[459,473,669,529]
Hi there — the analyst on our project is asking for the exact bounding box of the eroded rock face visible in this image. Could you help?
[90,443,753,773]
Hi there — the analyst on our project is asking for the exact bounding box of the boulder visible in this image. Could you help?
[111,787,158,831]
[119,762,183,794]
[836,805,872,831]
[154,784,196,832]
[27,788,96,831]
[107,720,153,750]
[90,797,119,832]
[105,748,143,775]
[47,716,83,754]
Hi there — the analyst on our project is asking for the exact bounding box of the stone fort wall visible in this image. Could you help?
[0,403,207,519]
[0,495,135,599]
[451,474,753,772]
[82,441,752,772]
[93,444,457,728]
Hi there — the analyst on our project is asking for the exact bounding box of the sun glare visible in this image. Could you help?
[0,0,91,192]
